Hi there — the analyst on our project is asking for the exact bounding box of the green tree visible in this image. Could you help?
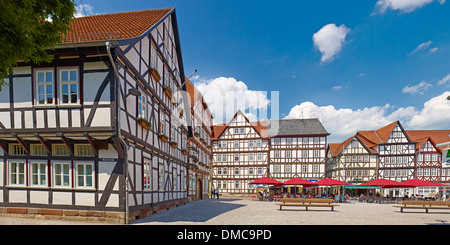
[0,0,76,91]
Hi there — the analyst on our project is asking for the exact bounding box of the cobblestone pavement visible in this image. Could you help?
[132,198,450,225]
[1,198,450,225]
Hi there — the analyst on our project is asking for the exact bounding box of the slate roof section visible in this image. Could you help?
[267,118,329,137]
[62,8,173,43]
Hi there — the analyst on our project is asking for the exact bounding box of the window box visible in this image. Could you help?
[159,134,169,142]
[150,68,161,82]
[170,141,178,148]
[138,117,152,130]
[163,86,172,99]
[181,149,188,155]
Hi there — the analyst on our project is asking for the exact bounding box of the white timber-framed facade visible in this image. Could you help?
[0,8,194,223]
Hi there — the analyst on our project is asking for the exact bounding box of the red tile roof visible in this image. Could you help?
[62,8,173,43]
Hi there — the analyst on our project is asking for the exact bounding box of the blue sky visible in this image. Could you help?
[74,0,450,142]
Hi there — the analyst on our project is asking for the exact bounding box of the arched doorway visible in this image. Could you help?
[197,178,202,200]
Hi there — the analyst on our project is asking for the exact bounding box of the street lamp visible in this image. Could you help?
[125,88,141,98]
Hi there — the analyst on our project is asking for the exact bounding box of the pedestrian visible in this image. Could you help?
[216,188,219,199]
[211,188,216,199]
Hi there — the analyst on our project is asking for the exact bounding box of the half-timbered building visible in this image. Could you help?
[0,8,192,223]
[185,78,213,200]
[326,121,450,185]
[211,111,330,194]
[326,135,378,184]
[211,111,269,194]
[268,119,329,182]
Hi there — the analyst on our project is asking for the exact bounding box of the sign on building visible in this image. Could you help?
[443,149,450,167]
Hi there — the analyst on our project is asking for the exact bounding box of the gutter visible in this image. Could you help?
[106,41,130,224]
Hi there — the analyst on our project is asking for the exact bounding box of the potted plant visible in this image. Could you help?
[170,141,178,148]
[194,132,200,137]
[179,109,184,117]
[181,149,188,155]
[159,134,168,142]
[163,86,172,99]
[150,68,161,82]
[137,117,152,130]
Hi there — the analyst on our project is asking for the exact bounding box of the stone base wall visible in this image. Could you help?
[0,207,125,224]
[128,199,187,223]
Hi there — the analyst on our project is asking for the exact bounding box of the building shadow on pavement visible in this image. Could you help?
[131,198,245,224]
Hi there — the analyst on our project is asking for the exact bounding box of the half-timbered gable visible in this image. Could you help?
[0,8,190,223]
[268,118,329,181]
[326,135,377,183]
[211,110,270,194]
[407,130,450,183]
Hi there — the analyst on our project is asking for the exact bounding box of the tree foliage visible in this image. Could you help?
[0,0,76,91]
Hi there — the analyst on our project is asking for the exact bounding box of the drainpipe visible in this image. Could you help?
[106,41,129,224]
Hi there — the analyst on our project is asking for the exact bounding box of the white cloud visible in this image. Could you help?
[284,91,450,142]
[429,47,439,53]
[194,77,271,124]
[313,24,350,63]
[406,91,450,129]
[437,74,450,85]
[75,4,94,17]
[409,40,432,55]
[374,0,444,13]
[331,85,342,91]
[402,80,433,94]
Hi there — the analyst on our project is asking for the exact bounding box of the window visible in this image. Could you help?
[217,168,222,175]
[52,144,71,156]
[249,140,254,147]
[235,181,239,189]
[287,138,292,144]
[234,153,239,162]
[35,68,54,105]
[159,163,164,190]
[257,153,262,161]
[256,140,261,147]
[75,144,95,157]
[249,167,254,175]
[9,144,27,156]
[234,128,239,134]
[314,150,319,158]
[286,150,291,158]
[240,128,244,134]
[275,150,280,158]
[257,167,263,175]
[58,67,79,104]
[234,140,239,148]
[76,162,93,188]
[313,165,319,172]
[302,150,308,158]
[302,165,307,172]
[138,93,147,119]
[219,141,226,148]
[285,164,291,173]
[249,153,254,161]
[273,164,280,173]
[275,138,280,145]
[234,167,239,175]
[53,162,71,187]
[150,42,157,69]
[30,144,47,156]
[30,162,47,187]
[9,161,25,186]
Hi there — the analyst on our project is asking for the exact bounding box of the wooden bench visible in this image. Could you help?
[276,198,339,211]
[393,201,450,213]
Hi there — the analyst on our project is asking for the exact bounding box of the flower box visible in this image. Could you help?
[150,68,161,82]
[181,149,188,155]
[163,86,172,99]
[159,134,168,142]
[170,141,178,148]
[138,117,152,130]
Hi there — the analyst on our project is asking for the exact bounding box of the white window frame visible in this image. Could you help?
[30,161,47,187]
[53,161,72,188]
[58,67,80,105]
[8,160,26,186]
[138,92,147,119]
[35,68,55,105]
[75,161,94,189]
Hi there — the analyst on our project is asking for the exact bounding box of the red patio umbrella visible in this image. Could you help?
[249,177,283,185]
[357,178,407,188]
[399,178,447,187]
[315,178,351,186]
[282,178,318,187]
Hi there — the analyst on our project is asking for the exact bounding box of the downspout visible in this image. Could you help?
[106,41,129,224]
